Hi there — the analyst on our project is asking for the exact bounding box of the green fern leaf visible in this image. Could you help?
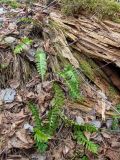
[35,49,47,81]
[29,102,42,129]
[81,155,89,160]
[34,128,51,142]
[76,123,98,133]
[48,83,65,135]
[29,102,50,153]
[59,65,83,101]
[74,130,98,154]
[36,141,48,153]
[14,37,32,54]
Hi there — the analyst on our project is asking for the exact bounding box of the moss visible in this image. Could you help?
[108,85,118,97]
[60,0,120,19]
[113,18,120,23]
[80,60,95,80]
[0,0,20,8]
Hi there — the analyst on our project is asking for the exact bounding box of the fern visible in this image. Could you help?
[61,114,97,133]
[75,123,98,133]
[48,83,65,135]
[29,102,42,129]
[34,128,51,142]
[28,84,64,152]
[14,37,32,54]
[29,102,50,153]
[81,155,89,160]
[29,84,98,154]
[74,130,98,154]
[35,49,47,81]
[59,65,83,101]
[61,114,98,153]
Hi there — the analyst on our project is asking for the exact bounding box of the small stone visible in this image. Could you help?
[90,120,101,128]
[24,123,33,132]
[76,116,85,125]
[0,18,3,24]
[26,49,36,61]
[2,88,16,103]
[4,36,16,44]
[106,119,113,129]
[0,8,5,15]
[31,154,46,160]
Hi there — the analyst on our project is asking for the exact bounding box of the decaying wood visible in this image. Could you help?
[49,13,120,67]
[40,12,120,116]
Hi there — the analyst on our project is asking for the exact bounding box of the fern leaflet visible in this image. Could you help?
[48,83,65,135]
[59,65,83,101]
[29,102,42,129]
[74,130,98,154]
[35,49,47,81]
[29,102,50,153]
[14,37,32,54]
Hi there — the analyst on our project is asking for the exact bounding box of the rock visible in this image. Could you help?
[0,8,5,15]
[76,116,85,125]
[0,88,16,103]
[90,120,101,128]
[26,49,36,61]
[31,153,46,160]
[0,18,3,25]
[106,119,113,129]
[24,123,34,132]
[4,36,16,44]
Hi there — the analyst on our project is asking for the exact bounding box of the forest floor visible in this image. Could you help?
[0,1,120,160]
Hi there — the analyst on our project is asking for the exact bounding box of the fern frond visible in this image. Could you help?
[74,130,98,154]
[29,102,42,129]
[14,37,32,54]
[75,123,98,133]
[17,17,33,24]
[81,155,89,160]
[29,102,50,153]
[34,128,49,153]
[48,83,65,135]
[48,107,60,135]
[35,141,48,153]
[34,128,51,142]
[61,114,97,133]
[35,49,47,81]
[59,65,83,101]
[61,114,98,153]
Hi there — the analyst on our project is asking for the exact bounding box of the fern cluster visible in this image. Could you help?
[74,129,98,154]
[61,113,98,153]
[29,83,65,152]
[74,123,98,153]
[35,49,47,81]
[14,37,32,54]
[59,65,83,101]
[29,102,50,152]
[33,52,98,154]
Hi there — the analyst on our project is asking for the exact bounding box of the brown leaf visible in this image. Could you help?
[106,149,120,160]
[16,129,33,144]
